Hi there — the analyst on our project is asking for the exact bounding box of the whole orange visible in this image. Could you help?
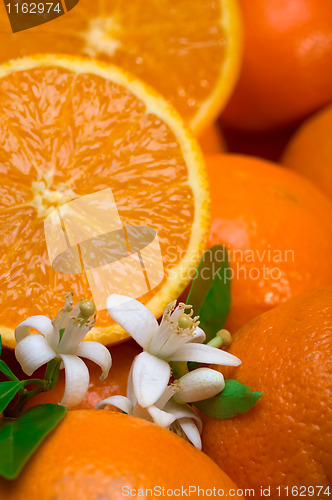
[206,154,332,332]
[202,287,332,495]
[282,103,332,200]
[1,340,141,410]
[221,0,332,132]
[0,410,242,500]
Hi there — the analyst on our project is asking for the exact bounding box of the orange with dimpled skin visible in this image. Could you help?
[206,154,332,332]
[0,410,243,500]
[282,103,332,201]
[222,0,332,132]
[202,287,332,496]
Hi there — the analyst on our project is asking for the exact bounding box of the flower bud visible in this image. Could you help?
[175,368,225,403]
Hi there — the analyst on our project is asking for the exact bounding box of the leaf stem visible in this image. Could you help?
[44,358,61,386]
[3,359,61,418]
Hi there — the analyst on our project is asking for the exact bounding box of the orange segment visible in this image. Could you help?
[0,0,242,134]
[0,179,32,209]
[0,122,38,180]
[0,55,210,348]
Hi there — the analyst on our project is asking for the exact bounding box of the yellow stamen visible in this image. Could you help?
[217,329,232,347]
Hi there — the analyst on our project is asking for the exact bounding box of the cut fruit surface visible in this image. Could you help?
[0,0,242,134]
[0,55,210,348]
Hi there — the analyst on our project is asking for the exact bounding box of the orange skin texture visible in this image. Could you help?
[206,154,332,332]
[282,103,332,200]
[0,410,242,500]
[0,340,141,410]
[202,287,332,495]
[198,123,226,154]
[222,0,332,132]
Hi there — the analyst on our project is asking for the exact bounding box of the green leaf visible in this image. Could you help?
[187,245,232,342]
[194,379,262,419]
[0,360,19,382]
[0,404,67,479]
[59,328,65,342]
[0,381,24,414]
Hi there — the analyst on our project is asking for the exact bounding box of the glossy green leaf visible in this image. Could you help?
[0,404,67,479]
[0,361,19,382]
[0,381,24,414]
[187,245,231,342]
[194,379,262,419]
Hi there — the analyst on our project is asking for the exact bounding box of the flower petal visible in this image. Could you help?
[164,400,202,431]
[106,294,158,349]
[74,341,112,381]
[132,403,151,421]
[178,418,202,449]
[58,321,92,353]
[15,334,56,376]
[126,363,136,405]
[176,368,225,403]
[153,327,205,360]
[15,315,54,343]
[59,354,90,408]
[159,300,177,324]
[95,396,133,414]
[168,343,241,366]
[190,327,206,344]
[147,405,177,428]
[155,385,177,408]
[155,328,190,359]
[132,352,170,408]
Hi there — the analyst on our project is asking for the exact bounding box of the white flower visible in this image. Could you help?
[96,367,224,449]
[106,294,241,407]
[15,293,112,408]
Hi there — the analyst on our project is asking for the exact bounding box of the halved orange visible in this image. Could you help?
[0,55,210,348]
[0,0,242,134]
